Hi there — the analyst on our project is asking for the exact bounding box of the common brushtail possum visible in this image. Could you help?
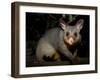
[36,19,84,64]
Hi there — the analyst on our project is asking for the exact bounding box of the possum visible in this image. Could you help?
[36,19,84,64]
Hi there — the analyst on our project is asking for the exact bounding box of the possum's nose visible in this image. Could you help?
[68,37,74,45]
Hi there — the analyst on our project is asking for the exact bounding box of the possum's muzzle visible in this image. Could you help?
[67,37,74,45]
[64,36,74,46]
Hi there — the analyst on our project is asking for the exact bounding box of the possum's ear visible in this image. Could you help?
[76,19,84,31]
[59,19,67,30]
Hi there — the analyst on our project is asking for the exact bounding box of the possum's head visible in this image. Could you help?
[60,19,84,46]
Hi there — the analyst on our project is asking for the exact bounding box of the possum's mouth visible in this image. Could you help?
[64,37,80,49]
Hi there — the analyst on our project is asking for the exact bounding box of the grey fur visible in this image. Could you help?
[36,19,84,63]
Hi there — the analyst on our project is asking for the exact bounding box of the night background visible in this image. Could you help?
[26,12,90,67]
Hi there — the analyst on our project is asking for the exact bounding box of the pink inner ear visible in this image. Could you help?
[76,19,84,30]
[60,23,66,30]
[76,26,81,31]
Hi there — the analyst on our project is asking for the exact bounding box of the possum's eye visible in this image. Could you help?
[66,32,70,36]
[74,32,77,37]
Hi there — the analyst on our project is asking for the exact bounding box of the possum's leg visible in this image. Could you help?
[36,39,60,62]
[72,49,81,64]
[73,49,78,58]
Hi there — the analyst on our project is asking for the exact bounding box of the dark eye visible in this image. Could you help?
[74,32,77,37]
[66,32,69,36]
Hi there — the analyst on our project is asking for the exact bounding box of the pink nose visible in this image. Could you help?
[68,37,74,45]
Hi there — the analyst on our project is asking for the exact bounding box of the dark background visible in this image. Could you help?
[26,12,90,67]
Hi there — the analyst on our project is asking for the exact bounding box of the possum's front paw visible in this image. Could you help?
[72,56,81,64]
